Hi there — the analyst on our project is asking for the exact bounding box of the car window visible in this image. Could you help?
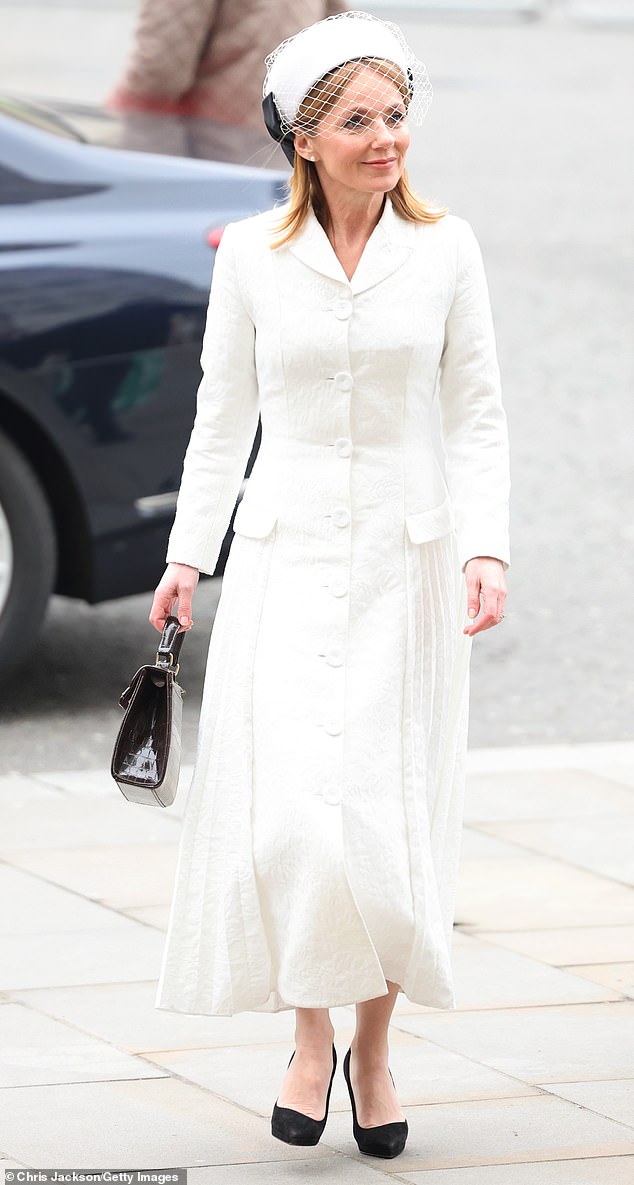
[0,161,107,205]
[0,96,84,142]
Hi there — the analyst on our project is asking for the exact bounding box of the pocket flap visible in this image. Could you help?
[232,499,278,539]
[405,497,455,543]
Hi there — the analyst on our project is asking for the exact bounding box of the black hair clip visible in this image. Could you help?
[262,92,296,166]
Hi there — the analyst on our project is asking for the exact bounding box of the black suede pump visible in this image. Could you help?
[271,1045,337,1146]
[343,1047,408,1159]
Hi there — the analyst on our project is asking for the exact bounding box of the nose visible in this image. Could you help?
[371,117,396,147]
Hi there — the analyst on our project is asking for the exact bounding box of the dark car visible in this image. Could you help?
[0,96,287,675]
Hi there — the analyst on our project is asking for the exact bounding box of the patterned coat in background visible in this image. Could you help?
[107,0,348,129]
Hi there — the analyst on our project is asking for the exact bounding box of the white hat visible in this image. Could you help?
[263,10,432,134]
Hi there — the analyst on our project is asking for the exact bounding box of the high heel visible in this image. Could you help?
[271,1044,337,1146]
[343,1047,408,1159]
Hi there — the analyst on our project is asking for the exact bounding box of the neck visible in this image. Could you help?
[314,179,386,247]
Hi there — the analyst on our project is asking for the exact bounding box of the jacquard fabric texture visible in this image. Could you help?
[108,0,348,129]
[154,200,510,1016]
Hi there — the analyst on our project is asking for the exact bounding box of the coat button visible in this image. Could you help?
[325,647,344,667]
[324,719,343,736]
[334,437,352,458]
[334,371,353,390]
[323,785,341,805]
[329,577,348,597]
[333,299,352,320]
[332,507,351,528]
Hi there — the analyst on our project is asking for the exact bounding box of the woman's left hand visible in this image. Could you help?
[463,556,507,636]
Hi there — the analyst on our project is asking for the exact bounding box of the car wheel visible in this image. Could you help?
[0,431,57,675]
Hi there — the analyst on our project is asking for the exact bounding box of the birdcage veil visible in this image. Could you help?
[262,10,432,158]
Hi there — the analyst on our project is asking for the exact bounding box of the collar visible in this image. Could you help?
[286,197,417,295]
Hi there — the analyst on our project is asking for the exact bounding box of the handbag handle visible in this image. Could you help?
[156,615,186,673]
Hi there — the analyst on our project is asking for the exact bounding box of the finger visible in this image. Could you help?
[175,577,198,630]
[465,575,482,621]
[481,586,499,621]
[177,599,194,629]
[149,588,176,632]
[463,596,506,636]
[464,612,496,636]
[464,611,487,635]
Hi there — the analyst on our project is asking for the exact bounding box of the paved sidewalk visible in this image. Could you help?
[0,743,633,1180]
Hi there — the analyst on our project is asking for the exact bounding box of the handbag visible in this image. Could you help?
[111,615,186,807]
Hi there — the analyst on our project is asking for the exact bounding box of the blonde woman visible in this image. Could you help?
[150,11,510,1160]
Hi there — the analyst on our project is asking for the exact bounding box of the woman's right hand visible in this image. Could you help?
[149,562,199,633]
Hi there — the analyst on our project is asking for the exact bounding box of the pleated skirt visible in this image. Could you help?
[155,499,471,1017]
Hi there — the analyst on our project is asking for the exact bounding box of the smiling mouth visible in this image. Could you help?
[363,158,397,166]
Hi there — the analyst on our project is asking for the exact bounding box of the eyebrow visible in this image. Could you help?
[338,102,407,119]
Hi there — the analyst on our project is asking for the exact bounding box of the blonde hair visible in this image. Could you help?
[270,58,446,248]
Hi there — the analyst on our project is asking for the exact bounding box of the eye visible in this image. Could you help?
[385,108,407,127]
[342,112,371,132]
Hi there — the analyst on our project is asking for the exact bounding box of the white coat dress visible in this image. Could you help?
[154,198,510,1017]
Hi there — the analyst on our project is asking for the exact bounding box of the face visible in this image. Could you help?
[295,66,410,197]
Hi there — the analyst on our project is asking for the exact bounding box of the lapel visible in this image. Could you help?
[287,199,417,295]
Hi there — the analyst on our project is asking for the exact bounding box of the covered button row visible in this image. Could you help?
[318,644,345,667]
[323,719,342,737]
[325,647,344,667]
[330,507,350,528]
[333,437,352,458]
[333,371,353,390]
[322,783,341,805]
[333,299,352,320]
[328,576,348,597]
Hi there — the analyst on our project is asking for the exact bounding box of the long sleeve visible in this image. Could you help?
[166,223,259,575]
[439,219,511,571]
[113,0,220,102]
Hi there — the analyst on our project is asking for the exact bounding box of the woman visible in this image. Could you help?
[150,11,510,1160]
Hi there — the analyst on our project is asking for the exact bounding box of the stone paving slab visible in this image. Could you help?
[455,856,634,929]
[465,744,634,783]
[35,764,194,805]
[25,766,193,824]
[398,1154,634,1183]
[0,925,164,991]
[0,1077,332,1170]
[565,962,634,997]
[0,863,141,934]
[464,769,634,822]
[474,924,634,965]
[121,903,172,928]
[541,1080,634,1129]
[433,932,621,1009]
[143,1032,540,1118]
[458,827,535,859]
[6,981,322,1053]
[0,1000,166,1088]
[0,772,63,800]
[188,1157,399,1184]
[394,1002,634,1083]
[0,790,180,848]
[476,815,634,885]
[0,745,632,1173]
[319,1095,634,1170]
[0,842,179,909]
